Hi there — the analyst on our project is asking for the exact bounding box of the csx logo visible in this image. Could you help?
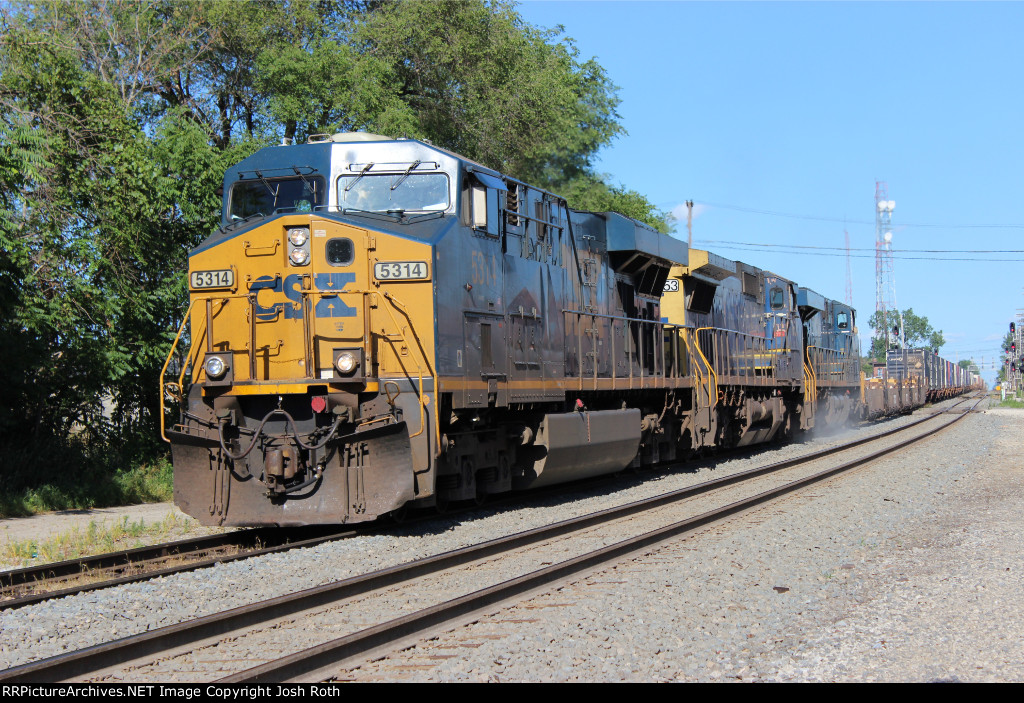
[250,273,356,320]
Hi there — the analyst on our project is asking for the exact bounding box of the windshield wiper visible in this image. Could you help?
[344,162,375,192]
[390,160,422,191]
[253,170,278,201]
[290,165,318,200]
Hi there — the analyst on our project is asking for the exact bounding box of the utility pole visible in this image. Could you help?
[686,200,694,248]
[844,228,853,306]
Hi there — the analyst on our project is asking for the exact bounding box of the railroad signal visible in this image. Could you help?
[1012,322,1016,334]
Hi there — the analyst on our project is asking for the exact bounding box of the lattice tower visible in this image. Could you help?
[875,182,898,348]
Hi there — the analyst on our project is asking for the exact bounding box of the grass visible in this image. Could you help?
[0,456,173,518]
[0,511,208,568]
[999,397,1024,409]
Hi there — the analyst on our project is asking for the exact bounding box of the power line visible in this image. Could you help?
[694,241,1024,262]
[699,239,1024,254]
[694,200,1024,230]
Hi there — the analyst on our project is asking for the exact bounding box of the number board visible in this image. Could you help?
[663,279,680,292]
[190,269,235,290]
[374,261,429,281]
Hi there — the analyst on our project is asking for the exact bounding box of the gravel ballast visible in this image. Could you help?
[3,397,1019,682]
[343,398,1024,682]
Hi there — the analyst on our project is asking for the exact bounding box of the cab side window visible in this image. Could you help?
[770,287,785,310]
[472,184,487,229]
[462,171,504,237]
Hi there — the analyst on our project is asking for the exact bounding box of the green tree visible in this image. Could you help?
[958,358,980,375]
[867,308,945,360]
[1,0,669,501]
[996,330,1018,383]
[0,8,244,487]
[351,0,668,230]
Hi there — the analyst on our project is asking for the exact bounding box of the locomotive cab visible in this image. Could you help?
[163,134,463,525]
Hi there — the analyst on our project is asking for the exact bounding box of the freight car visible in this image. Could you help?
[885,348,979,402]
[160,132,977,527]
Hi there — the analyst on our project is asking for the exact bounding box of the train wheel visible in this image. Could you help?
[435,491,450,514]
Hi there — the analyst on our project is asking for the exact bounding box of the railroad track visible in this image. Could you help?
[0,396,972,612]
[0,394,983,683]
[0,525,367,611]
[0,477,619,610]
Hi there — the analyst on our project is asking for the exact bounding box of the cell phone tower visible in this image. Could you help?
[874,181,899,349]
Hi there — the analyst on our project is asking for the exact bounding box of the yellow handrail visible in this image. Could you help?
[159,299,197,442]
[683,328,718,410]
[803,356,817,406]
[372,290,434,441]
[161,286,436,447]
[299,287,436,443]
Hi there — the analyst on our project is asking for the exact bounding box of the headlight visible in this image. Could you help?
[335,352,358,374]
[205,355,227,379]
[289,247,309,265]
[288,227,309,246]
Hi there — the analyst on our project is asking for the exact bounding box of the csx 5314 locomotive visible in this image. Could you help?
[161,133,979,526]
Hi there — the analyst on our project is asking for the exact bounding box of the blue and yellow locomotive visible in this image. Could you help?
[161,133,978,527]
[163,133,691,525]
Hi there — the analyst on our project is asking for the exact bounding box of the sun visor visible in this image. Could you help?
[472,172,507,191]
[797,287,825,312]
[604,212,688,266]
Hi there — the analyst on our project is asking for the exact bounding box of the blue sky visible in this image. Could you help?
[518,1,1023,383]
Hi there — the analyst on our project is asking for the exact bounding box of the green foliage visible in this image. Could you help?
[558,174,673,232]
[996,330,1018,382]
[356,1,620,183]
[867,308,945,360]
[958,358,980,375]
[0,0,665,507]
[0,444,174,518]
[351,1,660,224]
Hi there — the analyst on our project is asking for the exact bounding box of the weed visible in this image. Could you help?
[1,511,220,568]
[0,457,173,518]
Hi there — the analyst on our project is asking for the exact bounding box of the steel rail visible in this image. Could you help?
[4,392,972,613]
[225,396,982,683]
[0,396,979,683]
[0,525,359,611]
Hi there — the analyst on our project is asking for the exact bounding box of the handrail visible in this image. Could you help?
[683,327,718,410]
[806,345,860,386]
[295,286,435,442]
[371,290,434,440]
[159,299,198,442]
[561,308,684,328]
[161,285,436,447]
[561,309,681,388]
[694,325,778,382]
[803,356,817,407]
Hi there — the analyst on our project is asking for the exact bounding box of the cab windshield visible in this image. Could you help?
[337,173,449,213]
[230,176,324,220]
